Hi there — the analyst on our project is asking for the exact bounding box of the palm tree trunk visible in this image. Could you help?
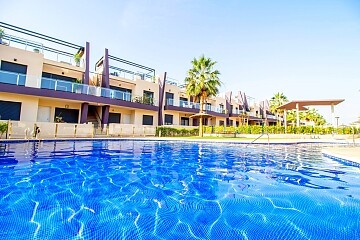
[199,96,204,137]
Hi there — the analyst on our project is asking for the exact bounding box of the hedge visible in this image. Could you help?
[156,126,199,137]
[157,125,360,137]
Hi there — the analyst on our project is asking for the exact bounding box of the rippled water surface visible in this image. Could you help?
[0,140,359,240]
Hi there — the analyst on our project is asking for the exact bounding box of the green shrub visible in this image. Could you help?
[156,126,199,137]
[156,125,360,137]
[0,122,8,138]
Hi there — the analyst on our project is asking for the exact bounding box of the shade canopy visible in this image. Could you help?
[277,99,344,111]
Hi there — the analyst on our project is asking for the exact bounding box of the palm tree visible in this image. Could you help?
[185,55,221,137]
[269,92,288,126]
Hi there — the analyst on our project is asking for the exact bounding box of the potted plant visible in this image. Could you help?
[74,53,81,67]
[0,28,4,44]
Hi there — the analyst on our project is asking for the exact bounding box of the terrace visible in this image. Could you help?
[0,22,85,67]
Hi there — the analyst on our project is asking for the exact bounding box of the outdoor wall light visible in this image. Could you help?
[65,105,69,109]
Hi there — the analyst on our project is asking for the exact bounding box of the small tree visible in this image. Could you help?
[0,122,8,138]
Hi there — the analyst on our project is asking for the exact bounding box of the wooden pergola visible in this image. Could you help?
[277,99,345,129]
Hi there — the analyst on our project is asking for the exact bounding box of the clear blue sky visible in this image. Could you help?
[1,0,359,124]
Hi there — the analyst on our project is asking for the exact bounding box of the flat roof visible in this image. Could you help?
[277,99,344,110]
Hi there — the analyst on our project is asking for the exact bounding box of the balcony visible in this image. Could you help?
[0,70,26,86]
[40,78,156,105]
[0,70,157,110]
[164,99,227,116]
[0,22,84,67]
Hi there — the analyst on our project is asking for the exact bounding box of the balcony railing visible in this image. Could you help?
[166,98,174,106]
[266,114,277,120]
[179,100,200,109]
[2,34,83,67]
[40,77,156,105]
[0,70,26,86]
[165,99,224,113]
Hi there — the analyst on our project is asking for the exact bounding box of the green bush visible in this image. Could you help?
[156,125,360,137]
[0,122,8,138]
[156,126,199,137]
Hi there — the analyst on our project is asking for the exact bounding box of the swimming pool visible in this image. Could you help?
[0,140,359,239]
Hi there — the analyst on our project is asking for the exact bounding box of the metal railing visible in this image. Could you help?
[166,98,174,106]
[40,77,133,102]
[245,132,269,148]
[0,70,26,86]
[2,34,82,67]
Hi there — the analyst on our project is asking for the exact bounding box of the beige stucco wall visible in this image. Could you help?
[133,80,159,103]
[109,76,135,91]
[38,98,81,122]
[0,92,39,121]
[163,110,181,125]
[0,45,43,88]
[42,62,84,80]
[163,84,183,106]
[133,109,158,126]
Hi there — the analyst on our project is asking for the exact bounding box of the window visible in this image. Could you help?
[109,113,121,123]
[1,61,27,85]
[0,100,21,120]
[164,114,173,125]
[230,105,233,114]
[219,120,224,126]
[165,92,174,105]
[110,86,132,101]
[206,103,212,111]
[203,118,209,126]
[42,72,76,82]
[180,117,189,126]
[1,61,27,74]
[219,104,224,113]
[193,118,199,126]
[142,115,153,125]
[229,120,233,126]
[54,108,79,123]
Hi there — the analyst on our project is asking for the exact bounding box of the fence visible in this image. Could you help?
[108,124,156,137]
[0,121,157,139]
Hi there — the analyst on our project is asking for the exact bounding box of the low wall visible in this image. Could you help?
[5,121,94,139]
[108,124,156,137]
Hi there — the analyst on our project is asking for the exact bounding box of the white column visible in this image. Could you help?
[331,104,335,127]
[284,110,287,134]
[296,103,300,127]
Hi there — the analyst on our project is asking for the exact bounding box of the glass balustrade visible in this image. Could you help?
[0,70,26,86]
[40,78,152,104]
[166,98,174,106]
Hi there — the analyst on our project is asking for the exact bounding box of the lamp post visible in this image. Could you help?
[335,116,339,128]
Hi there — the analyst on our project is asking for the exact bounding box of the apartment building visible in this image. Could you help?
[0,22,275,129]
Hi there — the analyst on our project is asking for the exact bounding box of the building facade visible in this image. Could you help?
[0,22,276,128]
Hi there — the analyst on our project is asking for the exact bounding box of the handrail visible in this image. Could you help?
[93,108,102,127]
[245,132,269,148]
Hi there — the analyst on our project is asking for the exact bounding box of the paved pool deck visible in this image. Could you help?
[322,146,360,165]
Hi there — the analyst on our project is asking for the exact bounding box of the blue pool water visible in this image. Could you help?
[0,140,359,240]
